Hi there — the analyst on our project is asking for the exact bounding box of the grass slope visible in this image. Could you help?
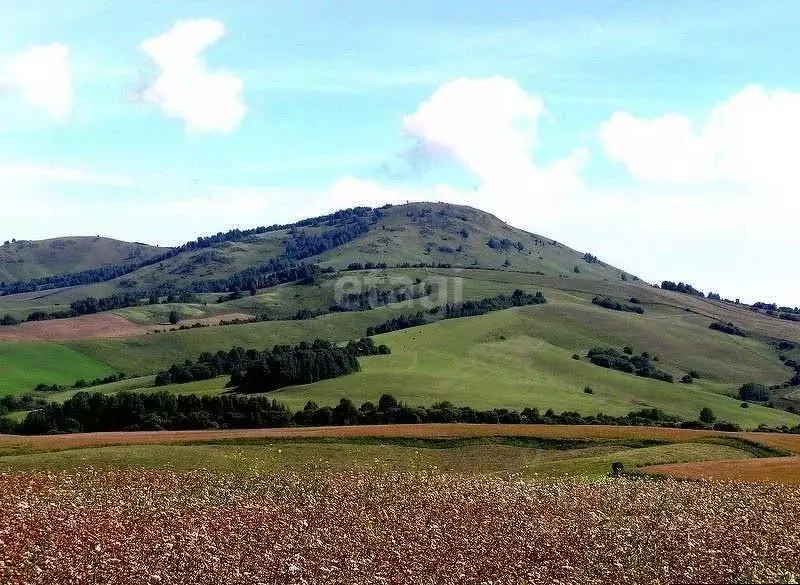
[79,294,799,428]
[0,236,165,282]
[0,342,115,395]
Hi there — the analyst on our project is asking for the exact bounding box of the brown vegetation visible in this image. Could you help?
[0,313,147,342]
[647,456,800,484]
[1,470,798,584]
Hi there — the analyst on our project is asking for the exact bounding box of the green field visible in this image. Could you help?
[0,342,115,395]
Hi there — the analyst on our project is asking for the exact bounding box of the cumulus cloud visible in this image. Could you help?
[141,19,246,134]
[7,44,73,120]
[600,84,800,193]
[402,77,587,201]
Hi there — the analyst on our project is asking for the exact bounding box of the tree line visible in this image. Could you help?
[12,391,794,436]
[660,281,705,297]
[0,207,376,296]
[153,338,389,391]
[366,289,546,336]
[335,283,436,312]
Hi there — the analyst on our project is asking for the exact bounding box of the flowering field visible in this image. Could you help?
[2,470,799,585]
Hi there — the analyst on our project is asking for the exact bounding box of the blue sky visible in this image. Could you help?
[2,0,800,304]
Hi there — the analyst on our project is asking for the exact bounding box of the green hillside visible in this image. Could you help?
[1,202,800,431]
[0,203,636,315]
[53,271,800,428]
[0,236,166,282]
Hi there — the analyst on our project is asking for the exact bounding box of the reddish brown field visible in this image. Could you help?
[2,423,800,456]
[1,470,799,585]
[0,313,147,341]
[647,456,800,484]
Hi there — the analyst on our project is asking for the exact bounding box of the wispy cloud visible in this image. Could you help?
[0,164,132,187]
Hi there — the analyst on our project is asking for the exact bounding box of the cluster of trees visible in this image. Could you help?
[154,338,387,392]
[34,373,127,393]
[335,284,436,312]
[231,342,362,393]
[12,391,770,436]
[587,347,674,383]
[582,253,599,264]
[0,394,47,416]
[345,262,389,271]
[2,292,152,326]
[739,382,770,402]
[19,392,293,434]
[591,296,645,314]
[366,289,547,336]
[0,207,376,296]
[660,281,705,296]
[487,238,524,252]
[753,302,800,314]
[709,321,747,337]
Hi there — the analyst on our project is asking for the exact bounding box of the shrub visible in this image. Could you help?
[739,383,769,402]
[699,407,716,423]
[680,375,693,384]
[592,297,644,314]
[709,321,746,337]
[584,387,594,394]
[572,354,580,360]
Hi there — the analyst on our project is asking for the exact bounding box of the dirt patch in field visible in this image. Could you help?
[2,424,799,457]
[0,313,147,342]
[646,456,800,484]
[146,312,254,330]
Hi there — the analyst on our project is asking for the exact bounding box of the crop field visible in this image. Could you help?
[1,470,798,584]
[646,456,800,484]
[0,313,147,342]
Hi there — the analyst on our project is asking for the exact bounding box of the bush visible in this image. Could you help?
[680,375,693,384]
[709,321,746,337]
[572,354,580,360]
[168,310,180,325]
[592,297,644,314]
[699,407,716,423]
[739,383,769,402]
[584,387,594,394]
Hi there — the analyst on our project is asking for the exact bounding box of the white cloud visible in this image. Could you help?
[141,19,246,134]
[600,84,800,193]
[7,44,73,120]
[402,76,587,201]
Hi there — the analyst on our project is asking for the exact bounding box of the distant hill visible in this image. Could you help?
[0,203,636,298]
[318,203,635,280]
[0,237,168,283]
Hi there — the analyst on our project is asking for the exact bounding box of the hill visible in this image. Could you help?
[0,236,167,283]
[0,203,634,315]
[0,202,799,431]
